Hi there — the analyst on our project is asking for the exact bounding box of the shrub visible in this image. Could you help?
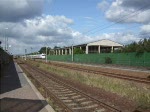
[105,57,112,64]
[74,48,84,54]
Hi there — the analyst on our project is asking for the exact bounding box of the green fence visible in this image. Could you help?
[47,52,150,67]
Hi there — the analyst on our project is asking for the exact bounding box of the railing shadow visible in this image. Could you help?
[0,97,48,112]
[0,61,21,94]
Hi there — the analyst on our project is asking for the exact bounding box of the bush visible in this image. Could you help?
[74,48,84,54]
[105,57,112,64]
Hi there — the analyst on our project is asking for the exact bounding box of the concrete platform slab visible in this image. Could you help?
[0,61,55,112]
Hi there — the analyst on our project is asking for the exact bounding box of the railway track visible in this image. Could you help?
[19,62,121,112]
[46,62,150,84]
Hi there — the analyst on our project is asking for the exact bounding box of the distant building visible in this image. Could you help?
[50,39,123,55]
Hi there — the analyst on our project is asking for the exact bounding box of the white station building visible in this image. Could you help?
[51,39,123,55]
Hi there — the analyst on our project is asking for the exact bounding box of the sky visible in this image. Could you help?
[0,0,150,54]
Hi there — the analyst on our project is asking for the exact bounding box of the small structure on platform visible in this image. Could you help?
[50,39,123,55]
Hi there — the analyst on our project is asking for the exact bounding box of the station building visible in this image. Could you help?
[50,39,123,55]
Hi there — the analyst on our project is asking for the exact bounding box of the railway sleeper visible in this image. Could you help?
[72,104,99,110]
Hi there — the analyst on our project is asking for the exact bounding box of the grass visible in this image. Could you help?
[26,60,150,109]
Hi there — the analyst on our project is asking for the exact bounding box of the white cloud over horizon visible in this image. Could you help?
[0,15,91,54]
[104,0,150,24]
[97,0,110,11]
[140,24,150,33]
[0,0,45,22]
[0,0,150,54]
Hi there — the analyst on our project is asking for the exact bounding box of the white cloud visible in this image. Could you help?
[140,24,150,33]
[0,14,143,54]
[0,14,144,54]
[97,0,110,11]
[0,0,45,22]
[95,32,141,45]
[84,17,94,20]
[0,15,90,54]
[0,0,147,54]
[105,0,150,24]
[139,24,150,39]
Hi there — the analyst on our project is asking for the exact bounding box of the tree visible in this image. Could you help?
[143,38,150,52]
[53,46,61,49]
[38,47,51,54]
[123,42,137,52]
[74,48,84,54]
[122,38,150,53]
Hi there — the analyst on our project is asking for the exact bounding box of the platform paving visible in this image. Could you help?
[0,61,55,112]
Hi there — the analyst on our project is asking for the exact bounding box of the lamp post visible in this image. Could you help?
[4,28,8,51]
[31,47,32,54]
[8,45,11,54]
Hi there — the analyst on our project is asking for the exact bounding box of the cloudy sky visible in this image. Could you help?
[0,0,150,54]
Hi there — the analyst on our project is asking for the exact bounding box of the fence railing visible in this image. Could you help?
[47,52,150,67]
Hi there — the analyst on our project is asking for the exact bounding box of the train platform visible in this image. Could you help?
[0,61,55,112]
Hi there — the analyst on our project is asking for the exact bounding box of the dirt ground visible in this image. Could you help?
[50,61,150,79]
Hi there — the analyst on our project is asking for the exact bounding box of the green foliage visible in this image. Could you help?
[105,57,112,64]
[38,47,51,54]
[74,48,84,54]
[122,38,150,53]
[101,48,111,53]
[114,48,122,53]
[53,46,61,49]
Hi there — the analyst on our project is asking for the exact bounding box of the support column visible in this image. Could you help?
[86,45,88,54]
[111,46,114,53]
[62,49,64,55]
[59,49,60,55]
[69,48,71,55]
[55,50,58,55]
[65,49,67,55]
[98,45,101,53]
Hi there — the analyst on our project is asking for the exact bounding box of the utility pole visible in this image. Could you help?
[31,47,32,54]
[25,49,27,60]
[31,47,32,59]
[72,44,74,62]
[4,29,6,51]
[7,35,8,51]
[46,46,47,63]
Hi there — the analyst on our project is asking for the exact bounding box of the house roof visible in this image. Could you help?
[72,39,123,47]
[55,39,123,50]
[87,39,123,47]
